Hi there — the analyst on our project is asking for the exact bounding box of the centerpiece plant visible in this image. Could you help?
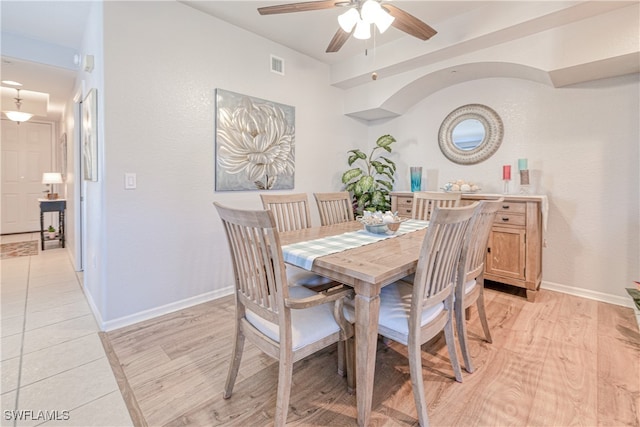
[341,134,397,216]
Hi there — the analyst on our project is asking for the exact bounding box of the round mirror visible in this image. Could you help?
[438,104,503,165]
[451,119,485,151]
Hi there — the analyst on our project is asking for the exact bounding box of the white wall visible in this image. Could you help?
[86,1,639,329]
[77,1,106,323]
[368,74,640,303]
[98,1,366,328]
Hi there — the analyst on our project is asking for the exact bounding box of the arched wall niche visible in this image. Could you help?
[345,62,552,121]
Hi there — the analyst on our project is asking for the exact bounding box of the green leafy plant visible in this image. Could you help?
[47,225,56,233]
[342,134,397,216]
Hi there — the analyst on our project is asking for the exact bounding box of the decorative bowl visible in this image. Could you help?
[358,211,406,234]
[362,219,406,234]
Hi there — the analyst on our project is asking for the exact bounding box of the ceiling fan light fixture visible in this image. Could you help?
[353,19,371,40]
[338,8,359,32]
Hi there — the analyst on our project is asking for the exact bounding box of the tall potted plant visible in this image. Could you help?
[342,134,396,216]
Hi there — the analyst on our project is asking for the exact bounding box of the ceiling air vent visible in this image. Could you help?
[270,55,284,75]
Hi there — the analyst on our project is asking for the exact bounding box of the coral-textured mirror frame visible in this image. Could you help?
[438,104,504,165]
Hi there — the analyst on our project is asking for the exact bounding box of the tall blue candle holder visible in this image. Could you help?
[410,167,422,192]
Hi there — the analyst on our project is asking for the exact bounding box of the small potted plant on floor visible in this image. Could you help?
[46,225,56,239]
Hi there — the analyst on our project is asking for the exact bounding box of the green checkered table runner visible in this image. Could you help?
[282,219,428,270]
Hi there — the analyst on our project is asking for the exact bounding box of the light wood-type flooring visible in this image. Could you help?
[104,283,640,426]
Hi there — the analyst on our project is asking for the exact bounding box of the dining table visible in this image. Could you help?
[279,219,429,427]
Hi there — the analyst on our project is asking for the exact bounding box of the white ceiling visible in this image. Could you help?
[1,0,92,121]
[0,1,488,121]
[179,1,484,64]
[1,1,637,121]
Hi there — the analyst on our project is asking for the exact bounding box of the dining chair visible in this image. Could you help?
[345,202,477,427]
[412,191,461,221]
[313,191,354,225]
[259,192,338,287]
[260,193,313,232]
[455,197,503,373]
[214,202,353,427]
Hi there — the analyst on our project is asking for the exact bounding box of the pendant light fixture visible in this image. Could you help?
[4,88,34,124]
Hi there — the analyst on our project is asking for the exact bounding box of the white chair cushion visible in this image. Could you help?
[286,265,334,286]
[465,279,477,294]
[344,281,444,345]
[245,286,340,351]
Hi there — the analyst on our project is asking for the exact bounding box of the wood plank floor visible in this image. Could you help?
[104,283,640,426]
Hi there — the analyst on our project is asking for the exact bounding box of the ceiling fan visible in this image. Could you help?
[257,0,437,53]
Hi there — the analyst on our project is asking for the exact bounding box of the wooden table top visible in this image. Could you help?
[279,220,426,291]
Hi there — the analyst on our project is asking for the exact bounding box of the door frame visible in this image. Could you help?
[73,90,85,271]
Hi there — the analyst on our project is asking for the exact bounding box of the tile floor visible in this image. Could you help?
[1,233,133,427]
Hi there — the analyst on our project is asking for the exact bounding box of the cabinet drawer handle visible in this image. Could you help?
[501,217,509,222]
[502,205,510,209]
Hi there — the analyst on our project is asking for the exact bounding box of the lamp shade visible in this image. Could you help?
[360,0,382,23]
[353,19,371,40]
[374,9,394,33]
[338,8,359,32]
[42,172,63,184]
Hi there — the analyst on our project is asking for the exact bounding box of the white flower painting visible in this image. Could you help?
[215,89,295,191]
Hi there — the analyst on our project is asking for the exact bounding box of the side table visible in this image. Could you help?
[39,199,66,250]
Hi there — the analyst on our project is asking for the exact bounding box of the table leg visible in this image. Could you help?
[40,210,45,251]
[354,287,380,427]
[59,210,65,248]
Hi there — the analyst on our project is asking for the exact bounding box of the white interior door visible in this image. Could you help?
[1,120,53,234]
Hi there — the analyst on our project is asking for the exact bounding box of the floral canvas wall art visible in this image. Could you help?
[215,89,295,191]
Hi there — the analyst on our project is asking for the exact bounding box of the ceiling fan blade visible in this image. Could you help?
[258,1,339,15]
[326,28,351,52]
[383,4,437,41]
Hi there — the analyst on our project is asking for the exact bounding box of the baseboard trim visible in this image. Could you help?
[541,280,634,308]
[89,281,634,332]
[82,284,105,330]
[100,286,235,332]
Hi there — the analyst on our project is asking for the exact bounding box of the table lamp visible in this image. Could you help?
[42,172,63,200]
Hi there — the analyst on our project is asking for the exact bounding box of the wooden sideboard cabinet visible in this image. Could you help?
[391,192,545,301]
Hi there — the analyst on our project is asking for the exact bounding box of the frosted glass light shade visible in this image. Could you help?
[360,0,382,23]
[5,111,33,122]
[353,19,371,39]
[374,9,394,33]
[338,8,359,32]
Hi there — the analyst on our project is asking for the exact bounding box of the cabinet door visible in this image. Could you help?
[486,226,526,280]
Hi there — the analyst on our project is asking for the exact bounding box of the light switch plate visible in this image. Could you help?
[125,173,136,189]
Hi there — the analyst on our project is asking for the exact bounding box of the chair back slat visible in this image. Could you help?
[412,191,461,221]
[215,203,288,321]
[260,193,312,232]
[412,203,477,312]
[314,192,354,225]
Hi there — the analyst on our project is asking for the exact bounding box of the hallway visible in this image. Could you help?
[1,233,132,427]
